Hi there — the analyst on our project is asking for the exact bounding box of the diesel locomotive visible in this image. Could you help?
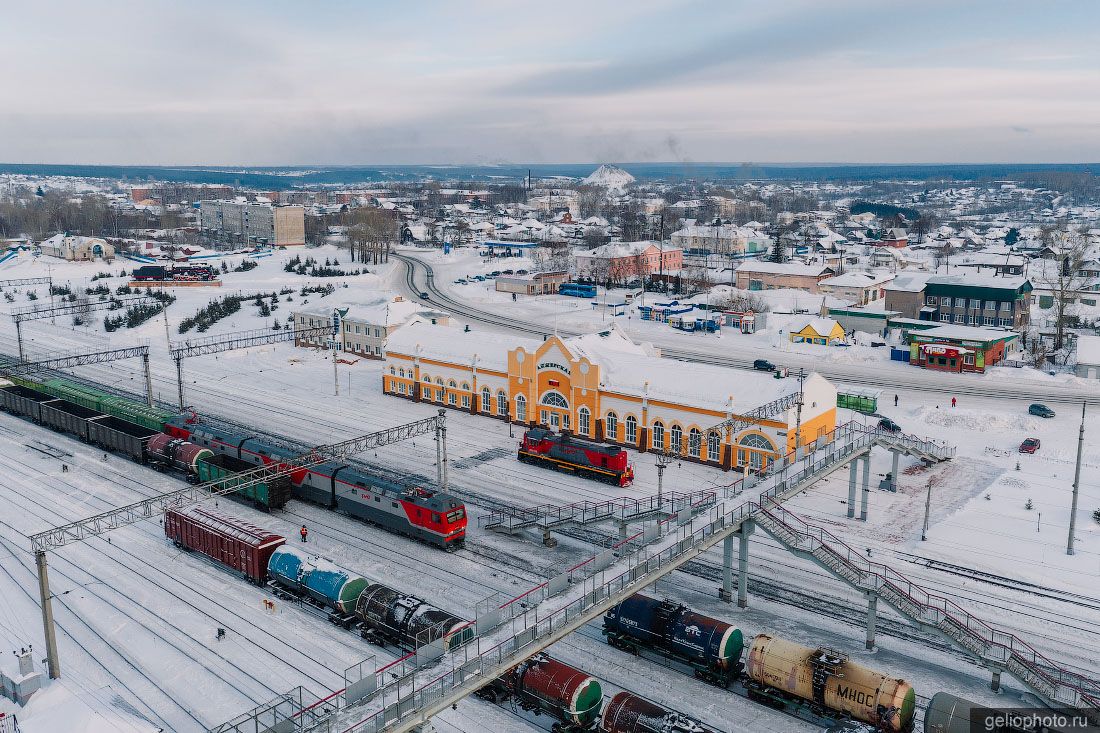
[518,427,634,486]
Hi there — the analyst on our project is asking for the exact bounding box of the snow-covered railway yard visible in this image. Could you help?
[1,249,1098,731]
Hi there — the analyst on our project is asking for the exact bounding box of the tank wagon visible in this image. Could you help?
[165,505,285,584]
[519,427,634,486]
[745,634,916,732]
[355,583,472,651]
[147,434,214,473]
[478,655,603,731]
[264,550,473,649]
[267,546,367,621]
[600,692,718,733]
[603,594,743,687]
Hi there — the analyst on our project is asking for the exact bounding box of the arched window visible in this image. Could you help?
[422,374,431,382]
[515,394,527,423]
[707,431,721,461]
[670,424,683,454]
[497,391,508,416]
[738,433,775,451]
[435,377,444,386]
[688,428,702,458]
[625,415,638,445]
[481,387,492,413]
[541,392,568,408]
[651,421,665,451]
[448,379,457,388]
[389,366,396,375]
[578,406,590,436]
[461,382,470,391]
[739,433,775,470]
[605,411,618,440]
[399,367,406,378]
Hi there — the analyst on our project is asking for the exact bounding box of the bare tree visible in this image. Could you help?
[346,207,398,264]
[1037,226,1089,352]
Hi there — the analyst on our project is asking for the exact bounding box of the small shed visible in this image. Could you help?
[789,317,845,345]
[1075,335,1100,379]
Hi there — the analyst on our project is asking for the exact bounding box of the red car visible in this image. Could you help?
[1019,438,1040,454]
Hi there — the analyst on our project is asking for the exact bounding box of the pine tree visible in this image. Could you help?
[1025,498,1034,510]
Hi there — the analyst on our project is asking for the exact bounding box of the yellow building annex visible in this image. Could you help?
[383,320,837,472]
[789,317,845,345]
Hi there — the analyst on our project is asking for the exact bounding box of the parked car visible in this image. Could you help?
[501,269,514,275]
[516,269,529,275]
[1028,403,1056,419]
[1019,437,1041,454]
[878,418,902,434]
[753,359,776,372]
[419,291,429,299]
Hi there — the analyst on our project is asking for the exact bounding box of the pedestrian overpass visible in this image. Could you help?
[212,423,1099,733]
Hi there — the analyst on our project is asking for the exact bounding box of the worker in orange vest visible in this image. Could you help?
[300,525,308,543]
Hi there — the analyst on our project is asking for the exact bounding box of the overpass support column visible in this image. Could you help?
[991,670,1002,692]
[719,534,734,603]
[865,591,878,650]
[860,454,871,521]
[889,450,900,492]
[737,520,754,609]
[848,458,858,518]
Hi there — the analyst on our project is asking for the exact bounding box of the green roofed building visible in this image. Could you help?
[922,274,1032,331]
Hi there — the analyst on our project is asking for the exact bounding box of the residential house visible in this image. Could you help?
[817,272,894,306]
[574,241,683,284]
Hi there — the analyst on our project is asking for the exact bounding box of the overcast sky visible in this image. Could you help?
[3,0,1098,166]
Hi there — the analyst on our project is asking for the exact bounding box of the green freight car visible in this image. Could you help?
[34,378,172,432]
[195,454,292,510]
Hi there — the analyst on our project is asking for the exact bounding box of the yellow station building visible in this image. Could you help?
[383,320,837,471]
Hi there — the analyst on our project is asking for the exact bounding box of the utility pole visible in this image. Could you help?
[439,409,449,491]
[793,369,806,453]
[655,451,671,508]
[332,347,339,396]
[35,551,60,679]
[921,478,934,541]
[1067,402,1086,555]
[174,355,185,411]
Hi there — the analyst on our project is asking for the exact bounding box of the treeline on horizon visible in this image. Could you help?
[0,162,1096,190]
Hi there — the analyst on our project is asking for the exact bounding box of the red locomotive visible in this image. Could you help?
[518,427,634,487]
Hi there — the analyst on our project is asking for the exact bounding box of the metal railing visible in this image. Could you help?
[479,489,717,532]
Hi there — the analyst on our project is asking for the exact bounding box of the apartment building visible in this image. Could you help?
[199,200,305,246]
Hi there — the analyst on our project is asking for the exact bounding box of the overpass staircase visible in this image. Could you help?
[751,501,1100,717]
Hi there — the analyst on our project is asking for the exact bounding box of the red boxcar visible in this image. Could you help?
[165,505,285,584]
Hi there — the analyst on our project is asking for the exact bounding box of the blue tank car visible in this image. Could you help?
[267,547,369,618]
[603,594,744,687]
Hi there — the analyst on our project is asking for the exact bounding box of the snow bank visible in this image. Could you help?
[15,682,160,733]
[914,406,1042,433]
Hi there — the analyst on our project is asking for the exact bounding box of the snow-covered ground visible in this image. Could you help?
[0,246,1097,731]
